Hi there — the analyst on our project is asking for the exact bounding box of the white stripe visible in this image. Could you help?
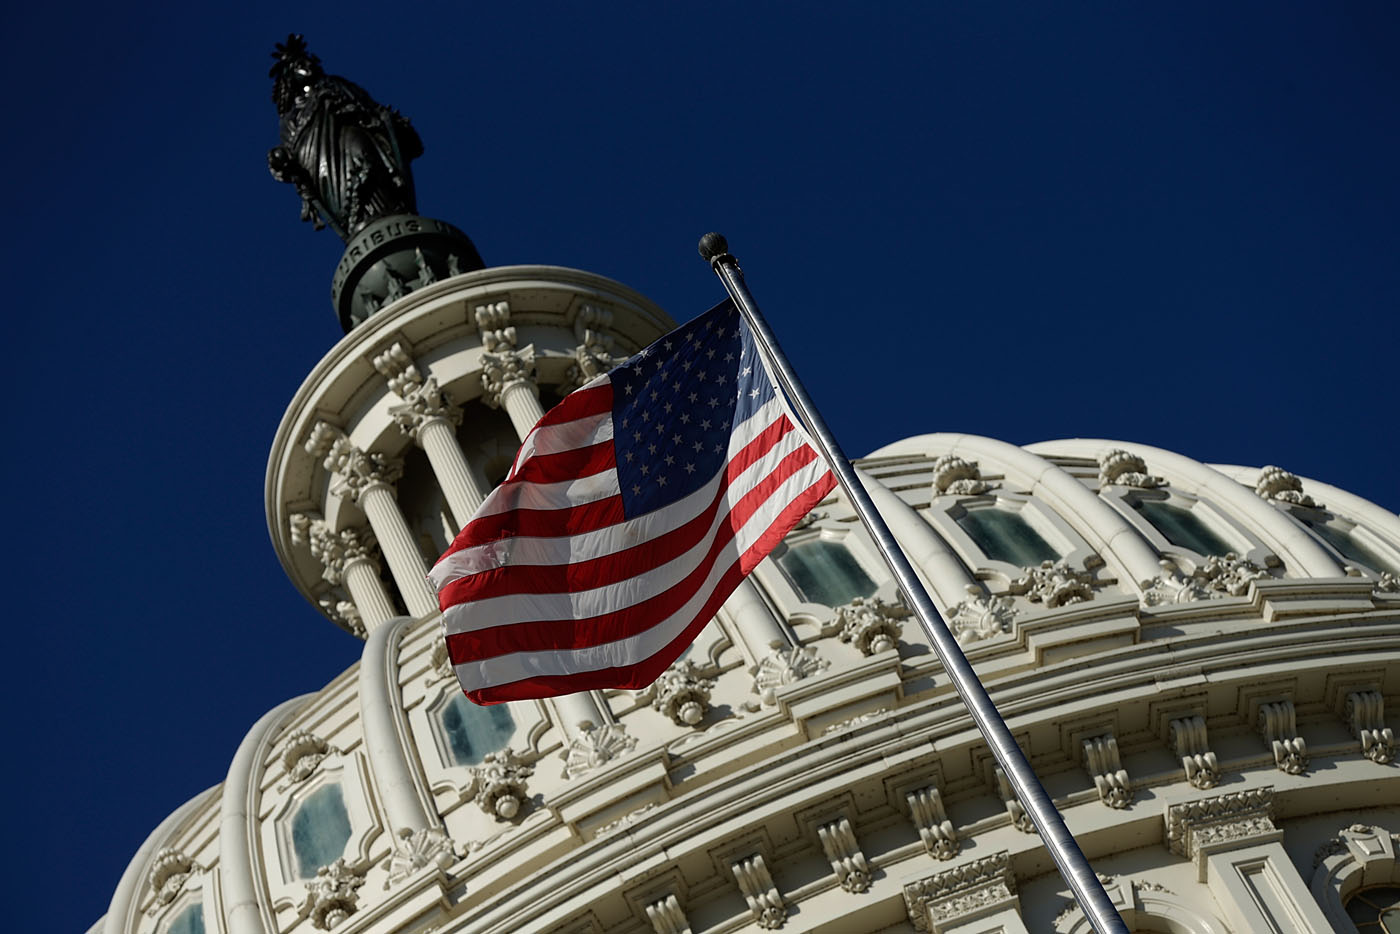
[451,460,833,691]
[465,467,621,522]
[442,446,827,632]
[430,397,795,588]
[508,402,613,475]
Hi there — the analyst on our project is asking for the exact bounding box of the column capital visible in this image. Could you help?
[480,344,538,409]
[306,424,403,504]
[371,342,462,438]
[290,513,381,585]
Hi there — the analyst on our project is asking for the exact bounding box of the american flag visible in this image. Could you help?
[429,299,836,704]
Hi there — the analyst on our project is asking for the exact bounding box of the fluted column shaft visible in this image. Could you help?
[417,416,487,523]
[358,482,438,617]
[497,379,545,441]
[343,554,397,629]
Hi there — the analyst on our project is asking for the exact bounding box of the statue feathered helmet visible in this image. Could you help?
[270,34,323,108]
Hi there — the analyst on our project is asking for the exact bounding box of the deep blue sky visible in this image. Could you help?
[8,3,1397,930]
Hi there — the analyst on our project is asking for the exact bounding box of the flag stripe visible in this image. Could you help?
[443,442,821,644]
[431,398,793,589]
[452,471,836,700]
[435,410,800,604]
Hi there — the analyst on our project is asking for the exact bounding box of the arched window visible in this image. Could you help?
[955,507,1059,567]
[439,693,515,766]
[775,539,877,607]
[1132,499,1235,557]
[1346,886,1400,931]
[1299,517,1397,575]
[289,783,352,879]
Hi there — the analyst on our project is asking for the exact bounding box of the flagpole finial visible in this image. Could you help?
[698,232,732,267]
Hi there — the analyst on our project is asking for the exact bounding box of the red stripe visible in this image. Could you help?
[462,473,837,704]
[506,383,614,478]
[507,439,615,486]
[438,415,799,606]
[446,447,826,661]
[439,412,796,570]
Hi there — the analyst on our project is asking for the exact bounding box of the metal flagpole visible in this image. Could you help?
[698,233,1129,934]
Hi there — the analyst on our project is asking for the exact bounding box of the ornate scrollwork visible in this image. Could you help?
[1257,700,1308,774]
[277,728,338,787]
[1098,449,1164,489]
[752,643,830,706]
[561,721,637,779]
[1346,690,1395,764]
[834,596,904,656]
[635,659,715,726]
[818,816,872,893]
[1082,734,1133,809]
[1008,560,1096,608]
[947,585,1018,643]
[902,851,1017,932]
[145,848,198,914]
[1255,465,1320,508]
[732,854,786,929]
[931,454,996,496]
[299,859,365,930]
[469,749,534,819]
[1168,715,1220,789]
[380,827,456,888]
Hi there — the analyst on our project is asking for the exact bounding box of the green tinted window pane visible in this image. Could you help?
[1304,519,1396,574]
[955,508,1059,566]
[291,784,352,879]
[1134,500,1234,556]
[441,694,516,766]
[167,905,205,934]
[777,540,877,606]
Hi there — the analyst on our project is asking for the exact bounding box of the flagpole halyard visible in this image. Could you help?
[698,232,1129,934]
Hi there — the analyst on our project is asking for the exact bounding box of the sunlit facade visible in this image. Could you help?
[95,263,1400,934]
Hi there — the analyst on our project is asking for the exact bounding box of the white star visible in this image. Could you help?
[672,434,682,445]
[701,419,711,430]
[634,430,643,441]
[663,402,672,413]
[663,339,673,350]
[693,441,704,452]
[664,454,675,466]
[750,388,761,399]
[640,464,650,476]
[697,371,707,382]
[724,352,734,362]
[640,410,650,422]
[708,397,719,408]
[688,392,698,403]
[714,443,723,453]
[684,462,696,474]
[682,360,693,371]
[624,383,634,395]
[651,390,659,401]
[680,413,691,424]
[648,443,658,454]
[625,451,634,462]
[706,348,716,359]
[742,365,752,377]
[632,484,641,495]
[657,476,667,487]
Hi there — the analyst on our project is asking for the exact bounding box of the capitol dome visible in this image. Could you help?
[95,257,1400,934]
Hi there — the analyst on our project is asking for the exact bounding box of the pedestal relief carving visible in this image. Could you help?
[931,454,996,496]
[834,596,904,656]
[1098,448,1164,489]
[469,750,534,819]
[1082,734,1133,808]
[817,816,872,893]
[299,859,365,930]
[1255,465,1320,508]
[752,643,829,706]
[907,786,959,860]
[644,893,692,934]
[561,721,637,779]
[902,851,1018,933]
[731,854,786,929]
[1168,715,1220,789]
[947,585,1017,643]
[1009,560,1096,608]
[1256,700,1308,774]
[635,659,714,726]
[380,827,456,888]
[1165,786,1276,870]
[1346,690,1395,764]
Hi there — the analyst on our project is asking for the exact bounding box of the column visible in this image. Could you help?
[373,342,488,526]
[1165,786,1333,933]
[294,514,396,632]
[309,424,438,617]
[475,299,546,440]
[481,344,545,440]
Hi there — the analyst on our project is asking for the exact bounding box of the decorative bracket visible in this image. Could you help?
[817,816,872,893]
[1168,715,1220,789]
[1346,691,1395,765]
[1082,734,1133,808]
[635,659,714,726]
[1256,700,1308,774]
[644,893,692,934]
[995,768,1036,834]
[906,785,959,860]
[732,854,786,929]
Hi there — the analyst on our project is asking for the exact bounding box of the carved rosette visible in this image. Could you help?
[752,644,830,706]
[1140,559,1211,607]
[300,859,365,931]
[1196,552,1269,597]
[145,847,197,914]
[278,729,335,787]
[561,721,637,779]
[1255,465,1320,508]
[469,749,534,819]
[1346,691,1395,765]
[947,585,1018,643]
[931,454,995,496]
[834,596,904,656]
[1008,560,1096,608]
[902,851,1017,933]
[1165,786,1276,864]
[1098,448,1164,489]
[380,827,456,888]
[636,659,715,726]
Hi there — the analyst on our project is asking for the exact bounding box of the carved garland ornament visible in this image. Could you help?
[947,585,1018,643]
[145,847,198,914]
[469,749,534,819]
[299,859,366,931]
[1164,786,1275,862]
[277,728,339,787]
[1008,560,1096,608]
[1098,449,1164,489]
[834,596,904,656]
[1255,465,1320,508]
[635,659,715,726]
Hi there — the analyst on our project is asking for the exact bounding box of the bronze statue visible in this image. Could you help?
[268,34,423,240]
